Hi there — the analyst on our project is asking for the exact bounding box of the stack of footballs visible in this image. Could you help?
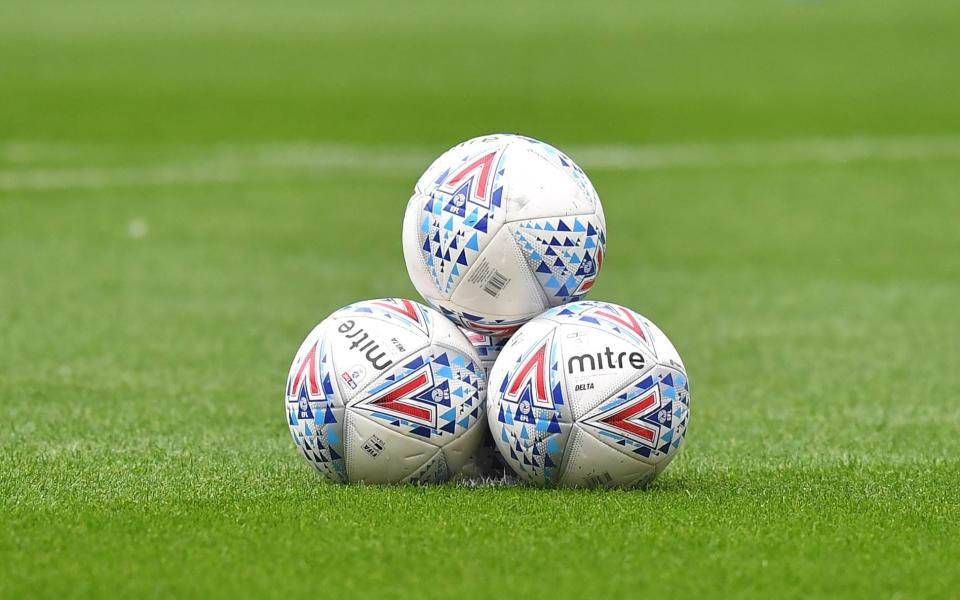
[284,134,691,488]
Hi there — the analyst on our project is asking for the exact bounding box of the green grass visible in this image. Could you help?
[2,0,960,598]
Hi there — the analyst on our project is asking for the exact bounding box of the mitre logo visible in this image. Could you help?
[336,319,394,371]
[567,346,645,374]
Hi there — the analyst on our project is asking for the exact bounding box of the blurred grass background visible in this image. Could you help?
[2,0,959,143]
[1,0,959,598]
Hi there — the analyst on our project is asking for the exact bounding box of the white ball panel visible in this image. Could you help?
[344,411,443,484]
[431,310,487,366]
[500,142,597,222]
[449,225,548,323]
[558,425,656,488]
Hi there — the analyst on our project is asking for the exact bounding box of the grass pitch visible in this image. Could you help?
[2,1,959,598]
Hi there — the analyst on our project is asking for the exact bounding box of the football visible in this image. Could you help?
[402,133,606,336]
[487,301,691,488]
[285,298,487,484]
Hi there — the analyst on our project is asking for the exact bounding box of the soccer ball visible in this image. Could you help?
[285,298,487,484]
[402,134,606,336]
[487,301,691,488]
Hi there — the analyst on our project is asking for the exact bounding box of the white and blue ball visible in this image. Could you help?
[285,298,487,484]
[487,301,690,488]
[403,134,606,336]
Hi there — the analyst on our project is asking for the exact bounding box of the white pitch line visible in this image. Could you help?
[0,164,248,191]
[2,134,959,192]
[0,144,433,191]
[572,135,960,170]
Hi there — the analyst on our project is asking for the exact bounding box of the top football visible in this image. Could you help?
[402,134,606,336]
